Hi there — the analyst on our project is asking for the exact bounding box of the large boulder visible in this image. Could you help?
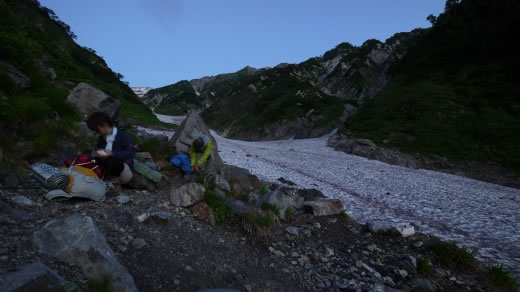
[256,189,304,219]
[67,82,121,122]
[33,215,137,292]
[169,183,206,207]
[168,112,223,173]
[0,262,76,292]
[222,165,261,195]
[367,220,417,237]
[303,199,344,216]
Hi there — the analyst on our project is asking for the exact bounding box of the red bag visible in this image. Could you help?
[64,154,104,179]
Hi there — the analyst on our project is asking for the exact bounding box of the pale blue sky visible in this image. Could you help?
[40,0,445,88]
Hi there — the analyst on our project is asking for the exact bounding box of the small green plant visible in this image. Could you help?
[203,190,234,222]
[431,241,479,272]
[246,214,272,228]
[138,137,161,156]
[417,257,434,275]
[195,174,206,185]
[260,202,280,217]
[259,186,269,196]
[284,207,294,219]
[86,275,113,292]
[340,212,350,220]
[485,263,519,292]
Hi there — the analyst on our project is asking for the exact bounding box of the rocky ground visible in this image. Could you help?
[0,113,516,292]
[0,165,505,292]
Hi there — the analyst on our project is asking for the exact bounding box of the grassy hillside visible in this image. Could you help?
[346,0,520,169]
[202,65,344,139]
[0,0,159,156]
[199,32,421,140]
[145,80,201,115]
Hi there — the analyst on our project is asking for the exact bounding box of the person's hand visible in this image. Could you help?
[193,164,201,173]
[97,149,112,157]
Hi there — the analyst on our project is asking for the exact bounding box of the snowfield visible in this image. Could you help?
[153,115,520,277]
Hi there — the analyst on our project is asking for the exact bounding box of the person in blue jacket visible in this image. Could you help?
[87,112,135,185]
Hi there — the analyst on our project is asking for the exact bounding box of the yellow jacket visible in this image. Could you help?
[190,139,213,167]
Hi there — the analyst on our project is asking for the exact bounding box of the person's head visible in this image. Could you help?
[193,137,205,153]
[87,112,113,136]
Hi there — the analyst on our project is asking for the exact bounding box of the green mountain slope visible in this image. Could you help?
[346,0,520,169]
[140,66,259,116]
[144,80,201,115]
[0,0,158,156]
[199,33,420,140]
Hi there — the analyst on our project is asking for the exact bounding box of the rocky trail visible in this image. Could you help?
[157,115,520,279]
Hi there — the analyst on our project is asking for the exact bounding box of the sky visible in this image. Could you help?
[40,0,445,88]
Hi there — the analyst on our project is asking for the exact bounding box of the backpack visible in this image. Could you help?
[64,153,104,180]
[170,153,192,174]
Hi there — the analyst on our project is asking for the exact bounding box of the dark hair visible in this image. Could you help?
[87,112,113,132]
[193,137,205,152]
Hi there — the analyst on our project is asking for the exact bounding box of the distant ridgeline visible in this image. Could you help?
[149,0,520,170]
[0,0,157,156]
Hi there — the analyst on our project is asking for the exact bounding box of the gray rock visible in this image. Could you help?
[0,60,31,88]
[33,215,137,292]
[285,226,299,235]
[0,262,76,292]
[148,211,169,223]
[226,200,263,216]
[136,211,167,224]
[67,82,121,122]
[256,189,303,219]
[367,220,415,237]
[398,257,417,274]
[434,268,447,277]
[131,238,148,249]
[412,278,437,292]
[222,165,261,194]
[395,223,416,237]
[303,199,344,216]
[367,220,394,233]
[116,195,130,204]
[295,188,326,201]
[214,174,231,192]
[169,183,205,207]
[168,112,223,173]
[0,200,32,225]
[10,195,34,207]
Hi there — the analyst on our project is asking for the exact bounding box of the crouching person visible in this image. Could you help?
[190,135,213,174]
[87,112,135,186]
[170,134,214,176]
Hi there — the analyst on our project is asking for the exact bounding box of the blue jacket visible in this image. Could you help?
[96,129,135,166]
